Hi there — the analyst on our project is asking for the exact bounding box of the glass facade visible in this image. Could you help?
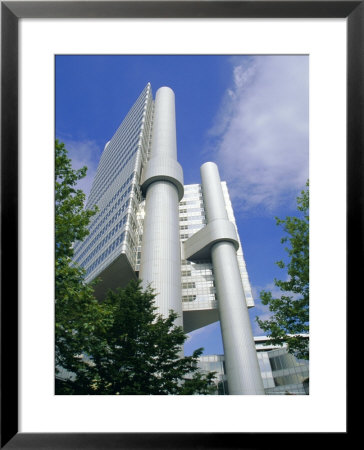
[134,181,253,321]
[264,348,309,394]
[71,83,278,394]
[196,355,228,395]
[221,182,254,307]
[180,182,254,311]
[180,184,216,310]
[73,84,153,283]
[198,336,309,395]
[74,83,254,328]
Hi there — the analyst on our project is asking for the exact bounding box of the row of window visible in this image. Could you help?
[123,228,138,263]
[179,207,204,214]
[181,270,191,277]
[182,287,216,296]
[274,373,308,387]
[179,212,205,219]
[87,97,148,201]
[85,231,126,278]
[74,200,130,264]
[89,129,141,202]
[180,200,203,207]
[88,144,139,208]
[183,275,214,283]
[182,295,196,302]
[74,180,132,258]
[182,218,206,225]
[88,88,151,201]
[182,192,202,200]
[269,352,306,372]
[84,172,134,236]
[182,282,196,289]
[78,215,129,269]
[182,294,217,303]
[179,223,205,231]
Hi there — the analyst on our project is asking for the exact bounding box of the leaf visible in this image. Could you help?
[257,180,309,360]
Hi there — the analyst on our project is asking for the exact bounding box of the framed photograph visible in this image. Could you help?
[2,1,358,447]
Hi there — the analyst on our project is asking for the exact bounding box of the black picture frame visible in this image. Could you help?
[1,1,357,448]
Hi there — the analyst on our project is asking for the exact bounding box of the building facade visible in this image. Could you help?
[73,84,265,394]
[198,336,309,395]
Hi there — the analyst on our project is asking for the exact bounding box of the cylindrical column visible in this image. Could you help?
[201,162,265,395]
[149,87,177,160]
[139,87,183,327]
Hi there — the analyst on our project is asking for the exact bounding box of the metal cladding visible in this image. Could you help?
[141,86,184,201]
[74,84,264,394]
[139,87,183,327]
[184,219,239,261]
[73,84,153,287]
[140,154,184,201]
[200,162,265,395]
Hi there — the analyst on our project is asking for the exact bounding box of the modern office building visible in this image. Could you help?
[73,83,265,395]
[198,335,309,395]
[254,335,309,394]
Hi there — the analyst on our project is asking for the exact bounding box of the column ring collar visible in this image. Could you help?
[140,156,184,201]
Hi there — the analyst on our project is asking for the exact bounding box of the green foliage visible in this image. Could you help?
[55,140,102,372]
[257,181,309,360]
[55,139,98,261]
[55,140,216,394]
[57,280,217,395]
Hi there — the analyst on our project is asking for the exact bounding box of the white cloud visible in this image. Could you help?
[209,55,309,214]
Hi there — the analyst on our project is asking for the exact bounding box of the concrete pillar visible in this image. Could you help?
[139,87,184,327]
[201,162,265,395]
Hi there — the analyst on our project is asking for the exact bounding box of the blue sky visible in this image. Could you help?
[56,55,309,356]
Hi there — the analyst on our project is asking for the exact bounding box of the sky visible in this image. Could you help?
[56,55,309,356]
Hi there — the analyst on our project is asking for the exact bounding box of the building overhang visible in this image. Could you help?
[182,308,219,334]
[91,253,137,301]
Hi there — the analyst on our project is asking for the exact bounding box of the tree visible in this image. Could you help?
[55,139,98,262]
[55,139,103,374]
[55,140,216,395]
[57,280,217,395]
[256,181,309,360]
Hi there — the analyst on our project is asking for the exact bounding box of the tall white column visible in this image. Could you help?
[140,87,184,327]
[201,162,265,395]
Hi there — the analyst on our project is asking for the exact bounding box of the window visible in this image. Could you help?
[182,282,196,289]
[181,270,191,277]
[182,295,196,302]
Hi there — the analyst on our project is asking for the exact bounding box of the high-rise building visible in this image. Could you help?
[73,84,265,395]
